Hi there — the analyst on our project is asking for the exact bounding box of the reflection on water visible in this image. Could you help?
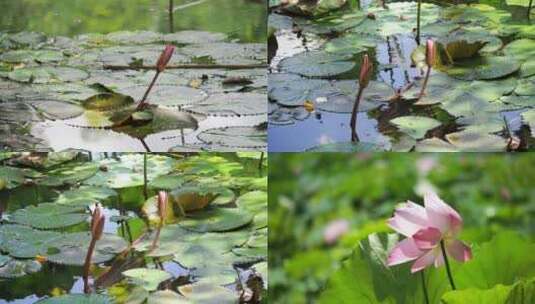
[0,0,266,42]
[34,113,265,151]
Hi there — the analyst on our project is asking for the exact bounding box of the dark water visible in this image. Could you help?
[0,0,266,42]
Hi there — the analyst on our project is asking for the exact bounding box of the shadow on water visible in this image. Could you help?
[0,0,266,43]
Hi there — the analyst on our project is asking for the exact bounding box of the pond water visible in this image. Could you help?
[0,0,266,43]
[268,0,535,152]
[0,153,268,303]
[0,0,268,152]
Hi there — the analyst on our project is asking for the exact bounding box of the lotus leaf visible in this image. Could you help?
[8,67,89,84]
[179,207,253,232]
[36,294,111,304]
[197,126,267,151]
[122,268,172,291]
[278,51,356,77]
[390,116,442,140]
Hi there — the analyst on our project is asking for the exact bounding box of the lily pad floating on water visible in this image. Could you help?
[81,93,134,111]
[197,126,267,151]
[503,39,535,62]
[46,232,128,266]
[278,51,356,78]
[116,85,208,108]
[180,42,266,65]
[307,141,387,152]
[122,268,172,292]
[389,116,442,140]
[164,31,228,44]
[445,130,507,151]
[9,202,88,230]
[179,207,253,232]
[106,31,162,45]
[521,109,535,137]
[444,56,520,80]
[0,50,64,64]
[30,99,85,120]
[0,258,42,279]
[171,185,226,212]
[185,93,266,117]
[8,67,89,84]
[36,294,111,304]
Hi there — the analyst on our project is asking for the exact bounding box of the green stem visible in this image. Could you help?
[529,0,533,19]
[421,270,430,304]
[416,0,422,45]
[440,240,456,290]
[143,153,148,200]
[350,86,364,142]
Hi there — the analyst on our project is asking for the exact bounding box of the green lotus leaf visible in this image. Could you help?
[179,207,253,232]
[0,166,27,189]
[185,93,266,117]
[0,50,64,64]
[81,93,134,111]
[106,30,162,44]
[503,39,535,62]
[147,290,188,304]
[122,268,172,291]
[390,116,442,140]
[236,190,267,229]
[415,137,458,152]
[39,161,99,186]
[197,126,267,151]
[8,67,89,84]
[0,224,61,258]
[307,142,387,152]
[9,202,88,230]
[116,85,208,108]
[444,56,520,80]
[278,51,356,78]
[164,31,227,44]
[36,294,111,304]
[0,259,41,279]
[46,232,128,266]
[445,130,507,152]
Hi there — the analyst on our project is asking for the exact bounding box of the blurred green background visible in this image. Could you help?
[269,153,535,303]
[0,0,266,42]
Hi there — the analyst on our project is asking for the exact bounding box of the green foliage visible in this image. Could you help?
[269,154,535,303]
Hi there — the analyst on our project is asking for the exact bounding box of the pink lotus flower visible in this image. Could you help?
[386,192,472,273]
[324,219,350,245]
[156,45,175,73]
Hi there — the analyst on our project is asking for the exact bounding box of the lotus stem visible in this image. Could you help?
[143,153,148,200]
[84,205,105,294]
[421,270,430,304]
[151,192,168,250]
[418,40,436,100]
[529,0,533,19]
[350,86,365,142]
[416,0,422,45]
[136,72,160,111]
[351,54,373,142]
[169,0,174,33]
[258,152,264,174]
[440,240,456,290]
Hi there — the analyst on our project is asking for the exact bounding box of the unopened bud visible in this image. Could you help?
[359,54,373,89]
[426,39,436,67]
[157,191,168,220]
[156,45,175,73]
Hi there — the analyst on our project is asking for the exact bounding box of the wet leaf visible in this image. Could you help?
[36,294,111,304]
[197,126,267,151]
[278,51,356,77]
[122,268,172,291]
[8,67,89,84]
[389,116,442,139]
[179,207,253,232]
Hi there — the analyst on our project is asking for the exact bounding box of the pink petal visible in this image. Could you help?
[387,238,423,266]
[387,201,429,237]
[410,249,437,273]
[424,192,462,234]
[413,227,442,250]
[447,239,472,263]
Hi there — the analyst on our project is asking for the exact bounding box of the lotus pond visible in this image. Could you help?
[0,0,267,152]
[268,0,535,152]
[0,152,267,303]
[269,153,535,303]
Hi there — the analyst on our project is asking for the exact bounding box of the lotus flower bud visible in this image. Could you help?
[91,204,105,240]
[157,191,168,220]
[359,54,373,89]
[425,39,436,67]
[91,204,102,232]
[156,45,175,73]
